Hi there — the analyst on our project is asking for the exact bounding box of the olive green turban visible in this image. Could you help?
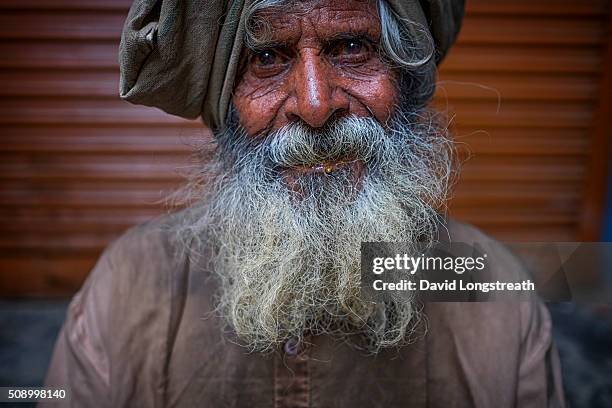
[119,0,465,129]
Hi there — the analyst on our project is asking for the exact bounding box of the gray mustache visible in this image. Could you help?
[263,116,385,167]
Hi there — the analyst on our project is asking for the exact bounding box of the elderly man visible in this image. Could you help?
[44,0,566,406]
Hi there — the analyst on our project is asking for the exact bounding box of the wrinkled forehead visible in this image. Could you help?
[246,0,381,46]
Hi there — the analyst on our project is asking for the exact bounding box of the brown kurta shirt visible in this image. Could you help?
[43,214,566,407]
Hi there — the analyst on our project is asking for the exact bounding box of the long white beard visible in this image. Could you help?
[177,110,455,353]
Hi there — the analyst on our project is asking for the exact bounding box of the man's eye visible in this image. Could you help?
[343,39,364,55]
[254,50,281,66]
[327,38,371,64]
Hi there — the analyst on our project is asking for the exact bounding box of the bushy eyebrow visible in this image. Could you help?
[245,40,290,52]
[246,31,378,54]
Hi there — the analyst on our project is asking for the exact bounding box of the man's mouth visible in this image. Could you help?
[285,159,362,175]
[280,159,366,194]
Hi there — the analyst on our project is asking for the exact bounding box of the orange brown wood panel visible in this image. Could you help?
[0,0,609,296]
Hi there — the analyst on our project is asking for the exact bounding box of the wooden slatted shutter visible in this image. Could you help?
[0,0,609,296]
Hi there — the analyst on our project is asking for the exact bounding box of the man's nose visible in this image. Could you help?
[285,51,348,128]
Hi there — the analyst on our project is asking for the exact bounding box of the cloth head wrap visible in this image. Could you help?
[119,0,465,129]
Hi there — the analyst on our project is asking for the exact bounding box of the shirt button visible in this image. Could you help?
[283,337,301,356]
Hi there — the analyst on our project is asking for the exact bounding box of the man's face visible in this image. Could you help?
[233,0,398,137]
[184,0,453,353]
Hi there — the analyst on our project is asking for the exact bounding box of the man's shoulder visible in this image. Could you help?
[428,218,551,359]
[107,209,195,267]
[46,210,205,401]
[88,209,204,301]
[77,209,208,339]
